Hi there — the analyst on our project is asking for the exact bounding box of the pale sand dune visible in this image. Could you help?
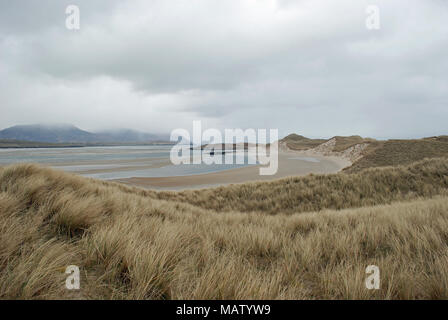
[115,150,351,190]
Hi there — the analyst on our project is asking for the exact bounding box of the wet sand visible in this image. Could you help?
[52,159,171,174]
[0,146,351,190]
[115,151,351,190]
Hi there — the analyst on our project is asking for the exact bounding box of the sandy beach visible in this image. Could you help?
[0,145,351,190]
[115,150,351,190]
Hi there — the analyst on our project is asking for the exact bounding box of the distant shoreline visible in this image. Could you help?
[0,140,175,149]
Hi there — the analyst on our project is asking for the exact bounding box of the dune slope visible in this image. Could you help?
[0,160,448,299]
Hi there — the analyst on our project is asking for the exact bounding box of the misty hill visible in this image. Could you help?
[0,124,96,143]
[0,124,167,144]
[94,129,164,143]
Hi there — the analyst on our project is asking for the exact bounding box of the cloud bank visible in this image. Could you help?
[1,0,447,138]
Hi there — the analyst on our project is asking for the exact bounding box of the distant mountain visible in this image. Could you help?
[0,124,168,143]
[0,124,96,143]
[95,129,166,143]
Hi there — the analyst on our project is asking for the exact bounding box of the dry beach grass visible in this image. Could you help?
[0,158,448,299]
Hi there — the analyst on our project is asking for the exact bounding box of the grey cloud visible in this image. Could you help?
[0,0,447,138]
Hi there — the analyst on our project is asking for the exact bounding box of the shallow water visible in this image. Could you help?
[0,145,259,179]
[0,145,170,164]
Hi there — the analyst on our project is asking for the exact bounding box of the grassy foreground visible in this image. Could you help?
[153,158,448,215]
[1,159,448,299]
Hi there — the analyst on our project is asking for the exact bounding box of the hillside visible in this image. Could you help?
[331,135,375,152]
[1,159,448,299]
[281,133,448,172]
[345,138,448,172]
[0,124,166,144]
[154,158,448,214]
[281,134,372,152]
[0,139,86,148]
[281,134,326,150]
[0,124,96,143]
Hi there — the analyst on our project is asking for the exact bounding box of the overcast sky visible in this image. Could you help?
[0,0,447,139]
